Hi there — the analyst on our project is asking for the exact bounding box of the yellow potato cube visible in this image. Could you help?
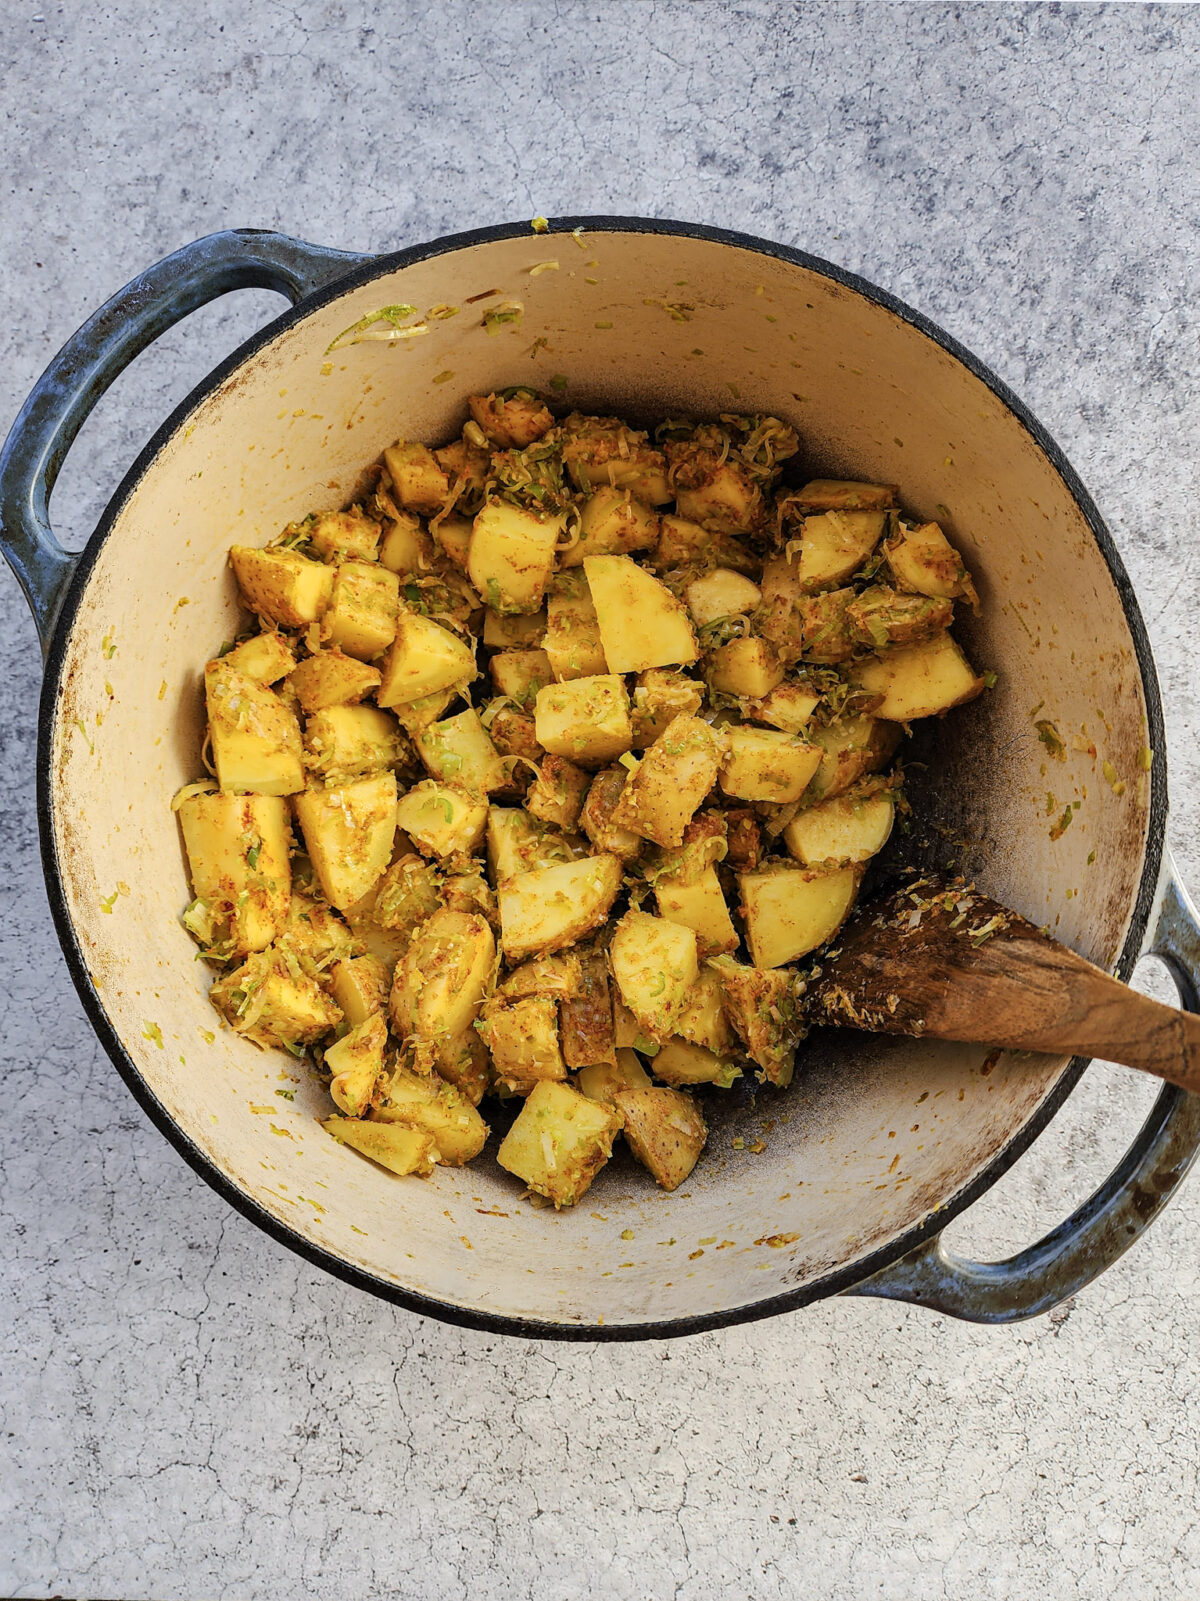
[498,855,623,962]
[564,486,659,566]
[287,649,381,712]
[525,755,591,830]
[229,544,334,629]
[482,607,547,648]
[177,790,292,954]
[294,771,398,911]
[560,950,617,1069]
[377,610,477,707]
[579,769,643,863]
[378,511,435,576]
[323,561,400,660]
[534,675,633,766]
[481,995,567,1095]
[740,680,822,733]
[205,660,304,796]
[211,949,342,1050]
[468,500,566,614]
[222,631,295,684]
[737,864,860,967]
[432,514,474,571]
[718,726,822,804]
[496,1079,621,1207]
[486,808,579,882]
[543,570,610,680]
[629,669,705,748]
[654,863,738,956]
[804,714,902,803]
[654,513,756,574]
[609,715,725,847]
[415,709,506,793]
[791,479,899,512]
[304,704,406,782]
[501,954,583,1001]
[706,956,804,1084]
[885,520,976,601]
[685,567,762,628]
[576,1048,652,1105]
[783,787,895,867]
[584,554,699,673]
[383,441,451,516]
[609,910,699,1041]
[395,781,488,858]
[326,1012,388,1117]
[708,636,784,698]
[323,1116,436,1176]
[389,909,495,1069]
[612,1086,707,1191]
[675,963,736,1055]
[851,631,985,721]
[651,1037,741,1089]
[373,1066,489,1165]
[307,506,381,563]
[490,648,555,705]
[328,954,391,1029]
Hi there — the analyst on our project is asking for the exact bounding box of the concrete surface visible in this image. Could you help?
[2,3,1199,1597]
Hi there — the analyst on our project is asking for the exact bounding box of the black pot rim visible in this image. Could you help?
[37,214,1169,1342]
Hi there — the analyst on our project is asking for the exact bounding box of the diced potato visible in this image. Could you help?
[629,669,705,748]
[395,781,488,858]
[378,511,435,576]
[434,1028,491,1106]
[708,636,784,698]
[304,704,406,782]
[719,726,822,804]
[211,949,342,1050]
[326,1012,387,1117]
[486,808,579,882]
[177,790,291,954]
[560,415,671,503]
[805,714,902,803]
[795,588,857,664]
[584,554,699,673]
[783,786,895,867]
[496,1079,622,1207]
[483,607,547,648]
[651,1037,741,1089]
[766,510,886,596]
[791,479,899,513]
[738,863,860,968]
[205,660,304,796]
[534,675,633,766]
[383,441,451,516]
[490,648,555,705]
[222,631,295,684]
[675,963,736,1054]
[499,855,623,962]
[740,680,821,733]
[389,909,495,1070]
[289,650,382,712]
[845,586,955,649]
[886,520,976,601]
[851,631,986,721]
[468,500,565,614]
[323,1116,436,1177]
[323,561,400,660]
[685,567,762,628]
[609,911,698,1042]
[654,863,738,956]
[373,1065,489,1164]
[611,990,648,1051]
[441,861,497,925]
[564,486,659,566]
[672,455,763,535]
[392,685,464,736]
[307,507,381,563]
[580,769,643,863]
[487,706,543,765]
[468,389,554,449]
[525,755,590,830]
[501,954,582,1001]
[576,1048,651,1104]
[612,1086,707,1192]
[431,514,474,572]
[609,715,724,847]
[707,956,804,1084]
[560,950,617,1068]
[415,709,506,793]
[654,513,756,574]
[229,544,334,629]
[543,571,609,680]
[373,854,442,947]
[377,610,476,707]
[480,995,567,1095]
[328,954,391,1029]
[278,890,358,975]
[294,772,398,911]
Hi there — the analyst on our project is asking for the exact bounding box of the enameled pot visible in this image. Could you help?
[3,219,1198,1339]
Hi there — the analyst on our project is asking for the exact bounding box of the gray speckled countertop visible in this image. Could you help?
[3,4,1200,1597]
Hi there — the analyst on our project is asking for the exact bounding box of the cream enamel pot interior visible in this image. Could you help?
[4,220,1199,1340]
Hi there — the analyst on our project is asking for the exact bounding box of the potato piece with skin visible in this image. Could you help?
[576,1048,651,1105]
[845,586,955,650]
[205,661,305,796]
[851,632,986,722]
[707,956,804,1085]
[630,670,705,748]
[609,911,699,1042]
[805,715,902,803]
[441,862,498,927]
[719,726,822,805]
[486,808,579,883]
[395,781,487,859]
[468,500,565,615]
[416,709,506,794]
[669,450,764,535]
[389,909,495,1072]
[480,995,567,1095]
[563,486,659,566]
[611,989,650,1052]
[675,963,737,1055]
[885,520,976,601]
[322,561,400,661]
[525,755,590,830]
[307,507,381,563]
[304,704,407,783]
[483,607,546,648]
[534,675,633,767]
[392,685,464,737]
[487,707,544,765]
[609,715,724,848]
[177,790,291,955]
[384,442,451,516]
[685,567,763,629]
[326,1012,388,1118]
[654,513,757,575]
[431,514,473,572]
[651,1037,741,1089]
[295,772,398,911]
[791,479,899,513]
[436,1029,491,1106]
[499,855,623,962]
[373,855,442,947]
[373,1065,489,1165]
[654,863,738,956]
[790,510,887,592]
[377,610,476,707]
[709,636,784,698]
[560,950,617,1068]
[612,1086,707,1192]
[795,588,857,664]
[501,954,582,1001]
[435,432,491,497]
[323,1116,437,1177]
[543,571,609,680]
[496,1079,622,1208]
[468,389,554,449]
[740,680,821,733]
[580,769,643,863]
[783,786,895,867]
[289,650,382,712]
[490,648,555,706]
[229,545,334,629]
[328,954,391,1029]
[222,631,295,685]
[211,949,342,1050]
[278,891,358,976]
[584,554,699,673]
[378,511,435,577]
[738,863,860,968]
[560,416,672,503]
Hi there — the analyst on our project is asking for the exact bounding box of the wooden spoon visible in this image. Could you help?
[810,876,1200,1093]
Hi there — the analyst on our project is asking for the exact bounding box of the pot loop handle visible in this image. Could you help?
[0,229,373,653]
[843,855,1200,1322]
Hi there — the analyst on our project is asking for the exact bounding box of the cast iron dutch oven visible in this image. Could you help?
[3,220,1198,1338]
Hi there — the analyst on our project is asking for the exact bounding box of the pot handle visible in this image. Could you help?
[842,855,1200,1322]
[0,229,373,652]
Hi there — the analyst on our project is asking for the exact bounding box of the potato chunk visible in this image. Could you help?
[709,636,784,698]
[738,864,860,967]
[499,855,623,962]
[486,808,579,882]
[805,714,902,803]
[415,709,506,794]
[560,415,671,503]
[378,511,434,576]
[373,855,442,946]
[534,674,632,766]
[651,1038,741,1089]
[211,949,342,1050]
[377,610,476,707]
[480,995,567,1095]
[765,510,885,597]
[791,479,898,513]
[294,772,398,911]
[496,1079,622,1206]
[675,963,736,1055]
[845,586,955,650]
[482,607,546,648]
[468,390,554,449]
[560,950,617,1068]
[629,669,705,747]
[610,715,725,847]
[708,956,804,1085]
[583,555,699,673]
[525,755,590,830]
[685,567,762,628]
[783,786,895,867]
[222,631,295,684]
[468,500,565,614]
[653,863,738,956]
[885,520,976,601]
[373,1065,489,1165]
[307,506,381,563]
[323,561,400,660]
[177,790,291,954]
[580,769,644,863]
[205,661,304,796]
[543,570,610,680]
[490,648,555,705]
[229,545,334,629]
[323,1117,436,1177]
[289,650,382,712]
[431,514,473,572]
[383,441,450,516]
[609,911,699,1042]
[851,631,986,721]
[328,954,391,1029]
[576,1048,651,1104]
[395,781,488,858]
[612,1087,707,1192]
[740,680,821,733]
[389,909,495,1071]
[326,1012,387,1117]
[719,726,822,804]
[564,486,659,566]
[655,513,756,574]
[304,704,406,782]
